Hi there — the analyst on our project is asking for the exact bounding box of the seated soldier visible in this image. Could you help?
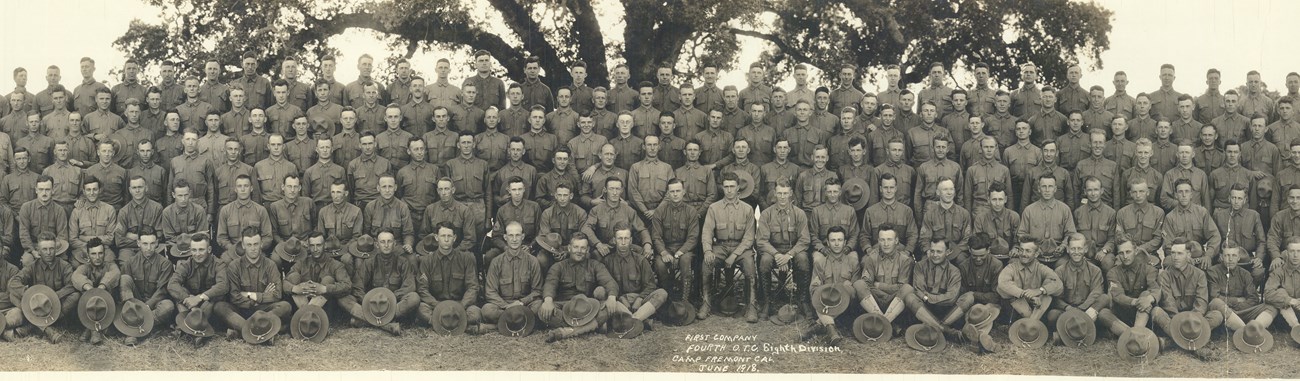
[541,232,619,343]
[416,222,482,333]
[283,231,352,309]
[0,247,18,341]
[481,221,544,331]
[699,172,757,321]
[213,227,292,343]
[8,233,80,343]
[1266,237,1300,335]
[901,237,964,338]
[1097,239,1161,338]
[953,233,1003,329]
[1161,179,1221,270]
[1152,237,1225,355]
[757,180,810,318]
[650,179,700,303]
[854,225,912,328]
[159,180,211,254]
[118,226,176,346]
[341,229,419,336]
[600,224,668,331]
[167,233,227,347]
[1047,233,1109,332]
[807,226,859,344]
[70,238,120,344]
[997,238,1063,322]
[1209,245,1275,334]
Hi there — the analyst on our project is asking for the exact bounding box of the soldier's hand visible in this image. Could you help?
[1252,257,1264,269]
[643,243,654,256]
[775,253,791,268]
[644,210,655,218]
[508,300,524,308]
[604,298,619,314]
[596,243,611,256]
[660,252,674,264]
[313,284,328,294]
[724,254,738,268]
[1290,299,1300,309]
[540,301,554,317]
[183,295,203,308]
[292,284,307,294]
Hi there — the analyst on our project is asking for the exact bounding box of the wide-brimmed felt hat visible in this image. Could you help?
[177,307,215,337]
[662,300,696,326]
[1009,318,1049,348]
[535,233,564,257]
[415,234,440,257]
[1055,309,1096,347]
[905,324,946,352]
[606,311,644,339]
[966,303,998,329]
[430,301,468,335]
[841,178,871,210]
[563,295,601,327]
[811,283,851,317]
[770,304,800,325]
[1232,320,1274,354]
[852,313,892,343]
[729,169,755,200]
[272,237,306,263]
[1169,311,1211,350]
[170,233,194,258]
[77,288,117,332]
[717,293,743,317]
[348,235,377,260]
[290,305,329,343]
[21,285,61,328]
[1008,317,1050,345]
[498,304,536,337]
[242,310,281,344]
[324,236,344,258]
[1118,326,1160,361]
[362,287,398,326]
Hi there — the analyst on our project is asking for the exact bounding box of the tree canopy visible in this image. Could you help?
[114,0,1112,91]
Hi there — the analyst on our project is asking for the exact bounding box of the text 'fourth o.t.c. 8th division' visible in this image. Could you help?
[673,334,843,372]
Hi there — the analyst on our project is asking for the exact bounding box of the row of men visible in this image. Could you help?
[7,54,1297,133]
[5,171,1300,360]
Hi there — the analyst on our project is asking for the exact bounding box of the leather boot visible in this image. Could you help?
[759,276,774,320]
[698,269,713,320]
[680,271,694,303]
[744,275,759,323]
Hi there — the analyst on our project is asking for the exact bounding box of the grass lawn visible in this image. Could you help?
[0,315,1291,377]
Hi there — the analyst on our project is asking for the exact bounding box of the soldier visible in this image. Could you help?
[1113,178,1164,269]
[70,238,120,344]
[159,180,210,250]
[1151,238,1224,356]
[362,175,415,253]
[699,172,757,321]
[861,174,918,254]
[283,231,351,310]
[396,139,440,235]
[1214,184,1267,284]
[600,224,669,331]
[348,132,391,207]
[972,184,1018,259]
[902,237,964,338]
[415,222,482,333]
[997,238,1063,323]
[213,228,291,342]
[757,181,811,318]
[341,230,418,336]
[540,232,619,343]
[1047,233,1109,331]
[252,135,297,204]
[68,176,116,265]
[1075,129,1119,207]
[8,233,79,343]
[1096,239,1160,338]
[117,226,176,345]
[215,175,273,259]
[1161,179,1221,270]
[953,233,1004,328]
[480,222,544,331]
[423,178,480,252]
[650,180,701,302]
[1017,174,1077,267]
[964,136,1012,216]
[1208,245,1275,334]
[534,148,581,211]
[1075,177,1116,263]
[805,227,858,344]
[855,225,914,329]
[486,177,541,267]
[581,176,652,258]
[18,176,68,267]
[167,233,227,346]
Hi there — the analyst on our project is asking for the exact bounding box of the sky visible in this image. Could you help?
[2,0,1300,97]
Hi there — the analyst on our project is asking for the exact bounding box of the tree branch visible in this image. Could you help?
[728,28,813,64]
[486,0,564,81]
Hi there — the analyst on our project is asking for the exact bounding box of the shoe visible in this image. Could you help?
[643,320,654,332]
[90,331,105,345]
[194,336,210,348]
[383,323,402,336]
[350,317,365,328]
[800,324,825,342]
[124,337,140,346]
[697,305,711,320]
[979,333,1005,353]
[43,328,61,344]
[1195,346,1223,362]
[465,324,480,335]
[941,326,962,340]
[81,330,92,342]
[745,306,758,323]
[826,327,844,346]
[225,328,241,341]
[545,331,562,343]
[13,326,32,338]
[0,330,14,342]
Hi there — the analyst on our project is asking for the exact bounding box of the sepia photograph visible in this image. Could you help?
[0,0,1297,378]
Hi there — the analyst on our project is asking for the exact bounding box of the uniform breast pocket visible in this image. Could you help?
[276,214,294,231]
[499,276,515,293]
[1139,216,1158,234]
